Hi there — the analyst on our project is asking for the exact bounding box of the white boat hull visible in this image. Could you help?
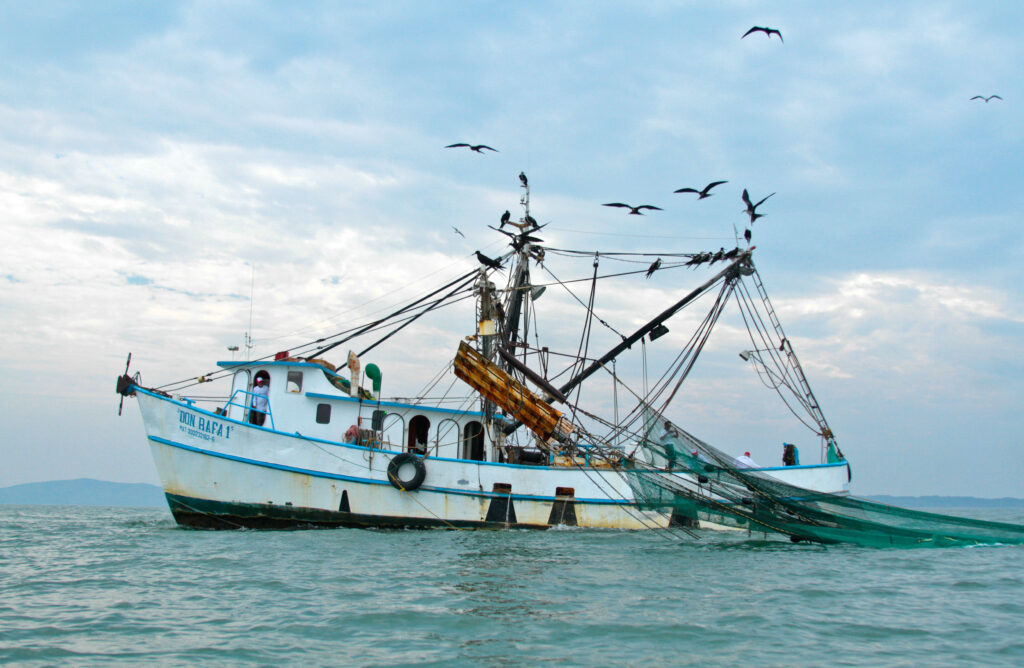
[136,389,850,531]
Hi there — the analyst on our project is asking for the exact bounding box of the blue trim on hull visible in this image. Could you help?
[136,386,620,472]
[147,433,632,506]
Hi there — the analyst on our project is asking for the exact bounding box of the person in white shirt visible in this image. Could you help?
[732,451,758,469]
[250,376,269,426]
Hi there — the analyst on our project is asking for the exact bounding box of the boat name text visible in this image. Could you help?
[178,409,232,443]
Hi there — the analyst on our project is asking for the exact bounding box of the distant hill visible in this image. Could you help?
[0,479,165,507]
[865,495,1024,508]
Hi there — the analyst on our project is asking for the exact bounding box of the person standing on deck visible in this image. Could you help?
[250,376,269,426]
[732,451,758,469]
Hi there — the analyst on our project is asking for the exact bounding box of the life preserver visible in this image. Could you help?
[387,452,427,491]
[344,425,359,443]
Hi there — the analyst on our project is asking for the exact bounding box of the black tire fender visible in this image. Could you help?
[387,452,427,491]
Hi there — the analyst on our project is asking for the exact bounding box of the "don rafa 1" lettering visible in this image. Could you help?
[178,409,233,441]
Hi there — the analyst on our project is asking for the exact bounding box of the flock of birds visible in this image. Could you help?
[599,180,775,251]
[444,24,1004,277]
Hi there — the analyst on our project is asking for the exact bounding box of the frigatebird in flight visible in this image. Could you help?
[446,143,498,153]
[742,26,783,42]
[674,180,727,199]
[742,188,775,224]
[603,202,663,215]
[452,226,465,238]
[970,95,1002,103]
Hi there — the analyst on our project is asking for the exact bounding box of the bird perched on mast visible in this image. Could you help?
[674,180,728,199]
[519,172,528,187]
[445,143,498,153]
[475,251,503,270]
[500,210,511,228]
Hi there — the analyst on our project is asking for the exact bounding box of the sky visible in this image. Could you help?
[1,1,1022,497]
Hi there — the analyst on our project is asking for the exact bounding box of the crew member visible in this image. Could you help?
[732,451,758,469]
[782,442,799,466]
[250,376,269,426]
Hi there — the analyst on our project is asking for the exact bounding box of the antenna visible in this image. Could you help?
[245,264,255,360]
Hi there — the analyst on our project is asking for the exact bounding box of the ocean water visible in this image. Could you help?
[2,505,1023,667]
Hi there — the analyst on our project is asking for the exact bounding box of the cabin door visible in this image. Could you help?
[462,421,485,461]
[408,415,430,454]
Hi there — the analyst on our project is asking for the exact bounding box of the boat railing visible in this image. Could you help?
[224,389,276,430]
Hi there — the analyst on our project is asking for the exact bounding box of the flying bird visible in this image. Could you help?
[452,226,465,238]
[742,26,783,42]
[674,180,728,199]
[475,251,503,270]
[645,258,662,279]
[603,202,663,215]
[445,143,498,153]
[519,172,528,187]
[500,210,511,228]
[742,188,775,224]
[970,95,1002,103]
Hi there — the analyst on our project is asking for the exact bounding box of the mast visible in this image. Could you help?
[501,178,534,357]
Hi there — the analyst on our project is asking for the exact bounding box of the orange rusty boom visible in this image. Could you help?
[453,342,574,442]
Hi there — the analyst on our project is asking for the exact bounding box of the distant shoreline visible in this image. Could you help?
[1,479,1022,509]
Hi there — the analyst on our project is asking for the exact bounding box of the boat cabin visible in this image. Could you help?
[217,359,496,461]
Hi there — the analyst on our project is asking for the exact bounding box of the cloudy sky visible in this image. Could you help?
[1,1,1021,497]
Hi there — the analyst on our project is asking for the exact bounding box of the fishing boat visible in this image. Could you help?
[117,180,853,532]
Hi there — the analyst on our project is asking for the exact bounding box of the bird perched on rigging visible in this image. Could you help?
[500,210,511,228]
[603,202,663,215]
[742,26,783,42]
[524,214,539,229]
[674,180,728,199]
[742,188,775,224]
[645,258,662,278]
[519,172,528,187]
[475,251,503,270]
[445,143,498,153]
[970,95,1002,103]
[708,247,725,264]
[744,228,752,244]
[452,226,465,238]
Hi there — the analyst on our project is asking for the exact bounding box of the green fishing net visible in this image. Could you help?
[627,425,1024,548]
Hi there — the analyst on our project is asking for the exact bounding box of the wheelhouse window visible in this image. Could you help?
[286,371,303,393]
[316,403,331,424]
[436,419,460,452]
[381,414,404,449]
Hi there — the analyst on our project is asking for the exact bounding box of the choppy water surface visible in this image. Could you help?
[2,505,1023,666]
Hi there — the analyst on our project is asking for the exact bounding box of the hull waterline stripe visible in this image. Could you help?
[146,434,632,506]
